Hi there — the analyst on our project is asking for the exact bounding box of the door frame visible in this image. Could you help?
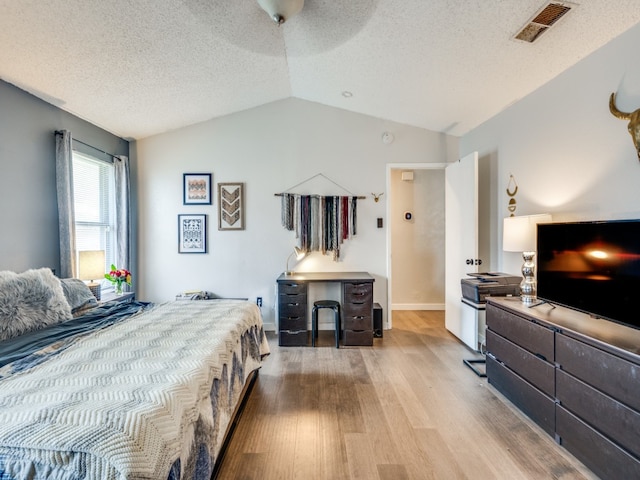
[386,162,448,329]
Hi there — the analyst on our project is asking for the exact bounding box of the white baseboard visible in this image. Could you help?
[391,303,445,311]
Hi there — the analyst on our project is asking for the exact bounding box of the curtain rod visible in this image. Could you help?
[274,193,367,199]
[54,130,119,159]
[274,172,366,199]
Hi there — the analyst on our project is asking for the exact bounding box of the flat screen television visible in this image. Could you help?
[536,219,640,330]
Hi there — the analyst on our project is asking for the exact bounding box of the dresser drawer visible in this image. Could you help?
[343,315,372,331]
[486,356,555,436]
[343,329,373,346]
[486,303,554,362]
[556,333,640,412]
[557,369,640,459]
[486,330,555,396]
[556,406,640,480]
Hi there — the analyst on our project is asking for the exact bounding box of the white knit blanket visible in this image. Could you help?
[0,300,269,480]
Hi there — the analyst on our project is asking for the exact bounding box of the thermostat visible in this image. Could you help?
[404,211,413,221]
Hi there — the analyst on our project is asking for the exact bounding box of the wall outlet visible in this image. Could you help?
[256,297,262,307]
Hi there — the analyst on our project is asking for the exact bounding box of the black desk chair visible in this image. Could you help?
[311,300,341,348]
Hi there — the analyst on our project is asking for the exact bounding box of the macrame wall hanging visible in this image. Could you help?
[275,173,366,260]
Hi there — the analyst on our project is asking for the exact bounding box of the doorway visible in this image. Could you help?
[386,163,448,329]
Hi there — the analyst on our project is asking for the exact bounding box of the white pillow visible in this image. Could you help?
[0,268,73,341]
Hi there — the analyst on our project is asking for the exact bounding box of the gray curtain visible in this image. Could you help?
[55,130,76,278]
[114,155,130,272]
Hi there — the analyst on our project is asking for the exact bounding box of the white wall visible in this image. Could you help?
[461,23,640,277]
[134,98,458,329]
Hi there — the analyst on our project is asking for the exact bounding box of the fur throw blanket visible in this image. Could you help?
[0,268,72,342]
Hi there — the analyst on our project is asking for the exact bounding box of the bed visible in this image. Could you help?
[0,268,270,480]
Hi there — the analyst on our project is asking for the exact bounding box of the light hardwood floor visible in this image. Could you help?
[216,310,599,479]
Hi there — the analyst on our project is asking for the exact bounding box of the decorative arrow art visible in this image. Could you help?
[218,183,244,230]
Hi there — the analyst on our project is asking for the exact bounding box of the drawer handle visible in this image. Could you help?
[352,315,365,320]
[287,303,300,306]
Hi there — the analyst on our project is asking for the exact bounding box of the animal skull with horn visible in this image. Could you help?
[609,92,640,160]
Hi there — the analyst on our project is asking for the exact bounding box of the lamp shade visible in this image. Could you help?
[503,214,552,252]
[78,250,105,281]
[257,0,304,24]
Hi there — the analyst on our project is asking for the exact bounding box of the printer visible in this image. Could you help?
[461,272,521,303]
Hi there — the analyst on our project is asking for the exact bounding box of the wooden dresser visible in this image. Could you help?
[486,297,640,479]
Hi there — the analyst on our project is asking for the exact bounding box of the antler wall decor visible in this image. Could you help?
[609,92,640,160]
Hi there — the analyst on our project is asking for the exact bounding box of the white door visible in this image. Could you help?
[445,152,482,350]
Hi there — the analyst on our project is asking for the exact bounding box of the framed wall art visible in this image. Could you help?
[183,173,212,205]
[178,214,207,253]
[218,182,245,230]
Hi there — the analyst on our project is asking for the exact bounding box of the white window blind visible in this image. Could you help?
[72,151,116,281]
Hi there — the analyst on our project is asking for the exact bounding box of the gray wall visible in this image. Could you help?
[390,168,445,309]
[0,80,130,274]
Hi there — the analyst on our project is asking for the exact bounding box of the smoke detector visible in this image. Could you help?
[513,2,576,43]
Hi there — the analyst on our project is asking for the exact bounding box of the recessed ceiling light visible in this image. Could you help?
[341,91,353,98]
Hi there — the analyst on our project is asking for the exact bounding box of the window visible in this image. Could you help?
[72,151,116,283]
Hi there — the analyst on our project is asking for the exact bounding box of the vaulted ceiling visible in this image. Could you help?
[1,0,639,140]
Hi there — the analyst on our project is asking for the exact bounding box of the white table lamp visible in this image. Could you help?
[503,214,552,304]
[78,250,105,300]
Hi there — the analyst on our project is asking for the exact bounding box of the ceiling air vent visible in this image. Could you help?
[514,2,576,43]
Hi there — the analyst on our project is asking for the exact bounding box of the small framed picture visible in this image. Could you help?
[218,183,245,230]
[183,173,212,205]
[178,214,207,253]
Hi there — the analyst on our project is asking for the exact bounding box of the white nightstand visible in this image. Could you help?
[100,291,135,304]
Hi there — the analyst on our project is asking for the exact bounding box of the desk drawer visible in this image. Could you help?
[279,296,307,314]
[343,329,373,346]
[343,301,372,318]
[279,316,306,331]
[279,292,307,305]
[278,282,308,295]
[343,315,372,331]
[344,282,373,303]
[279,330,308,346]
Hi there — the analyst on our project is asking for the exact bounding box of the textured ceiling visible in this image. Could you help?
[1,0,640,140]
